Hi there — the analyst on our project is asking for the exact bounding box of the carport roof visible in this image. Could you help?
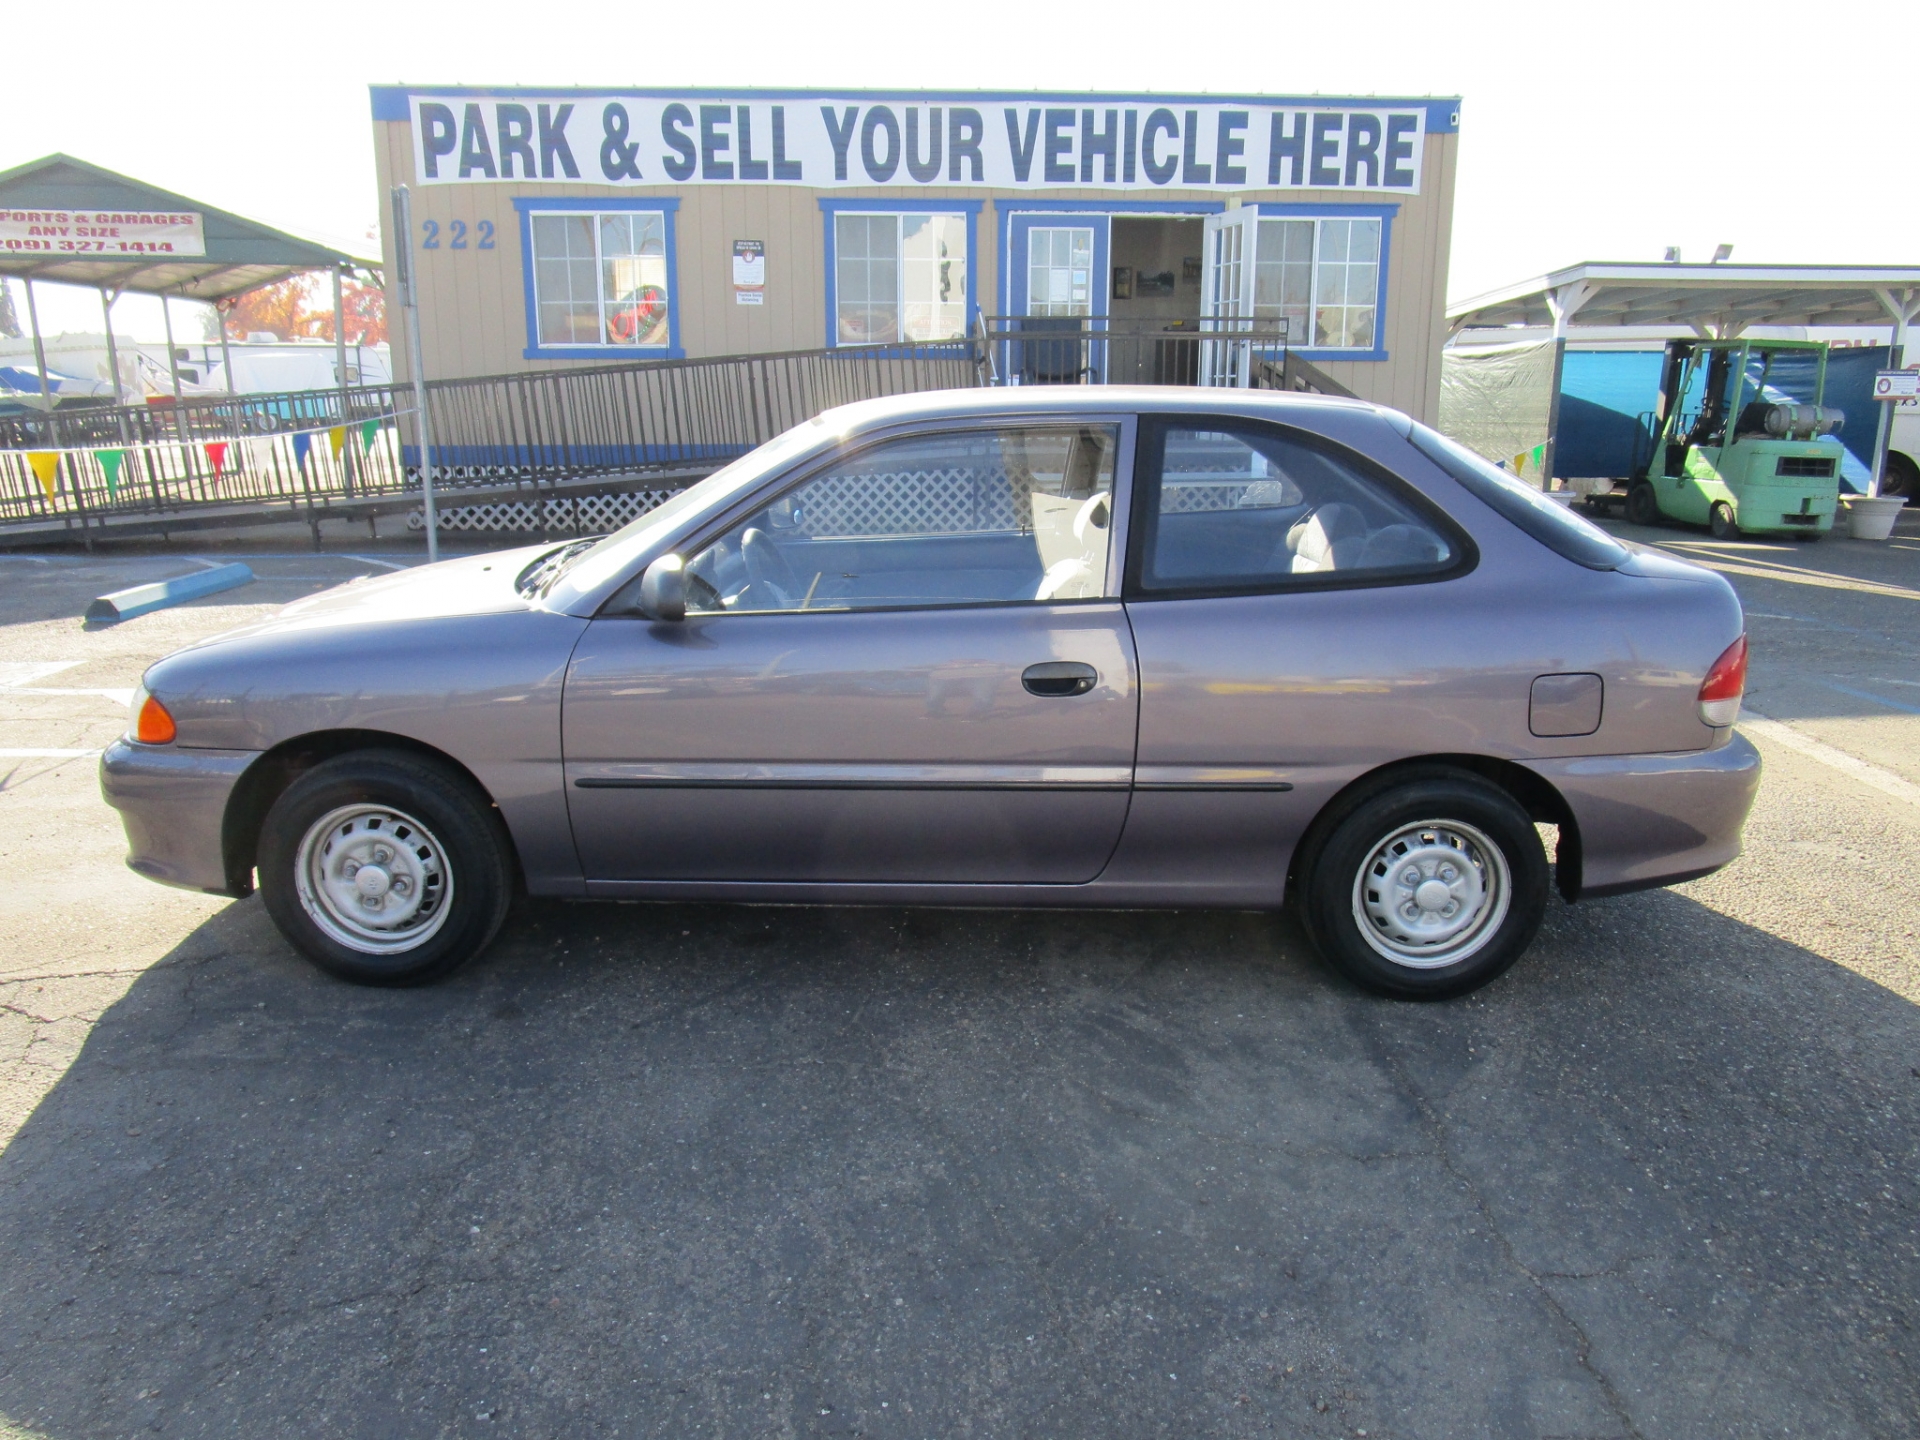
[1447,262,1920,334]
[0,153,377,301]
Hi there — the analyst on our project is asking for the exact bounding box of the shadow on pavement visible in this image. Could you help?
[0,888,1914,1438]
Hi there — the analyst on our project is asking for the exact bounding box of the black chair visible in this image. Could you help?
[1016,316,1093,385]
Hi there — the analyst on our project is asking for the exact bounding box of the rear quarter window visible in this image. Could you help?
[1130,418,1471,597]
[1405,422,1629,571]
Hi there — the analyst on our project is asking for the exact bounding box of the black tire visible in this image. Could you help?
[1881,451,1919,501]
[258,750,513,986]
[1709,501,1738,539]
[1625,482,1661,527]
[1298,772,1550,1000]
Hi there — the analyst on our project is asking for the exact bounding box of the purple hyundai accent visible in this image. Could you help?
[102,389,1758,998]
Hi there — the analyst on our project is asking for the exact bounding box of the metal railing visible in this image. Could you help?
[973,315,1299,389]
[0,325,1360,545]
[0,341,984,542]
[412,341,982,481]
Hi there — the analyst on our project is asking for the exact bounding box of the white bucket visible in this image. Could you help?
[1844,495,1907,541]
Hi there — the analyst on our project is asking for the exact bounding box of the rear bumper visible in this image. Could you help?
[1524,733,1761,899]
[99,740,259,897]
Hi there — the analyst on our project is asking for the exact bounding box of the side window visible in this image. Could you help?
[684,426,1118,614]
[1133,422,1458,595]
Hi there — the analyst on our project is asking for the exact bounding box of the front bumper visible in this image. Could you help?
[1525,732,1762,899]
[99,739,260,897]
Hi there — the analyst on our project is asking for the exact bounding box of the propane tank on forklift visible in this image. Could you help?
[1625,338,1845,539]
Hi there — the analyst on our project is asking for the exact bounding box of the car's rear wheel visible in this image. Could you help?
[1625,482,1661,527]
[258,750,512,985]
[1709,501,1738,539]
[1299,773,1549,999]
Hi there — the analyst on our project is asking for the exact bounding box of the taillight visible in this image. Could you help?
[130,687,177,745]
[1698,635,1748,728]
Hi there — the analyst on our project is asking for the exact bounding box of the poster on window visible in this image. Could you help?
[732,239,765,304]
[400,91,1437,194]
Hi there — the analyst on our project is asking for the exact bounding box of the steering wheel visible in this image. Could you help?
[740,527,800,606]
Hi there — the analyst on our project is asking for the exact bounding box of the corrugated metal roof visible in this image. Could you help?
[1448,262,1920,332]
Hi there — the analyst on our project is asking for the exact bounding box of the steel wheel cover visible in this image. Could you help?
[1351,819,1511,969]
[294,803,454,955]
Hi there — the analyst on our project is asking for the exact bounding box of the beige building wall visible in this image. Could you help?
[373,120,1456,424]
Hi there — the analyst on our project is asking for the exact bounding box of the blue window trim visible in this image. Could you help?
[818,198,983,350]
[994,200,1222,318]
[514,196,684,361]
[1246,201,1397,363]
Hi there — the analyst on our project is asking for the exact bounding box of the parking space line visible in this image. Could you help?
[1656,544,1920,603]
[6,688,137,706]
[1741,710,1920,808]
[0,662,83,687]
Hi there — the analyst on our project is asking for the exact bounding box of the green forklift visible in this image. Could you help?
[1624,338,1845,539]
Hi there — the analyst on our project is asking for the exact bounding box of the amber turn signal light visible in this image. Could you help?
[134,693,177,745]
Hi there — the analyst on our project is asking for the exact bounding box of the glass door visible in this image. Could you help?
[1201,208,1258,386]
[1007,215,1110,384]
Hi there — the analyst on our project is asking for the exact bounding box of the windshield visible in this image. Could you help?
[539,418,838,600]
[1405,422,1629,571]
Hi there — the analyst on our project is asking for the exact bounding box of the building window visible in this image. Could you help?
[833,212,968,345]
[1027,226,1095,317]
[1255,216,1380,351]
[528,207,673,349]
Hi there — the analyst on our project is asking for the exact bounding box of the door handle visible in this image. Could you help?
[1023,661,1098,697]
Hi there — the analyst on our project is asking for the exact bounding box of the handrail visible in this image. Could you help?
[0,325,1359,543]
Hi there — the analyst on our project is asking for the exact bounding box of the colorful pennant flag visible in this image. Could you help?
[327,426,347,459]
[27,451,60,500]
[1530,442,1548,472]
[1511,452,1529,475]
[360,418,381,449]
[98,448,126,499]
[292,432,313,469]
[204,441,229,480]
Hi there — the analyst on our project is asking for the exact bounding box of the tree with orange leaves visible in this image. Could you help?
[216,273,387,346]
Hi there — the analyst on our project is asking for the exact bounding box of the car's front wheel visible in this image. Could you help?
[1709,501,1738,539]
[258,750,513,985]
[1299,773,1550,999]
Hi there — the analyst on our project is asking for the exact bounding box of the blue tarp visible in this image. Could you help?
[1555,351,1665,478]
[1553,345,1892,491]
[0,364,99,397]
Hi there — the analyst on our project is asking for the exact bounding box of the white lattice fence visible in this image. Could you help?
[407,490,679,532]
[796,468,1028,536]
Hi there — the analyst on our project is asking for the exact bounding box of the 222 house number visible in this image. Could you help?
[420,220,495,251]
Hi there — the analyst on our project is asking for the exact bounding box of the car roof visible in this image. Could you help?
[814,385,1391,436]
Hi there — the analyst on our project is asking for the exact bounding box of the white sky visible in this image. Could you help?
[4,0,1910,342]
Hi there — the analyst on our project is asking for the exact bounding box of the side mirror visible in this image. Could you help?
[638,554,686,621]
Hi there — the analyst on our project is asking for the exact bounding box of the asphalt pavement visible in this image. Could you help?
[0,519,1915,1439]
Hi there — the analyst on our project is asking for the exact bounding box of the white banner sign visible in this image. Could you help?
[0,209,205,259]
[409,95,1428,194]
[1873,369,1920,400]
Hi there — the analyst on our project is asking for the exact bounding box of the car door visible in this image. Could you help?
[1111,414,1471,896]
[562,417,1139,885]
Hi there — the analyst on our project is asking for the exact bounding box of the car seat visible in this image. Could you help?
[1354,523,1444,570]
[1282,502,1368,573]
